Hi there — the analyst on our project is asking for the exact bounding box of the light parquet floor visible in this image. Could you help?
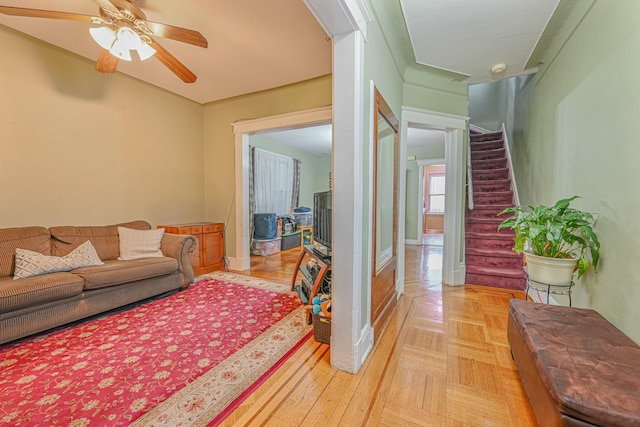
[222,245,536,426]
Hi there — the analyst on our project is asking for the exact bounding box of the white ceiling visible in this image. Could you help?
[0,0,332,104]
[407,127,444,148]
[256,124,332,156]
[0,0,561,150]
[401,0,560,84]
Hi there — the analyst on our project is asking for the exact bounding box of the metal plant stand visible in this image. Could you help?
[525,274,575,306]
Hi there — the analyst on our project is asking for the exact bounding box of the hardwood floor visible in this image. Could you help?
[222,245,536,426]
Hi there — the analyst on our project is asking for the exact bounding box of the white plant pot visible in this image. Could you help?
[525,252,577,287]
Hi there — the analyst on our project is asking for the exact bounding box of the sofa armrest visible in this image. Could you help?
[161,233,196,286]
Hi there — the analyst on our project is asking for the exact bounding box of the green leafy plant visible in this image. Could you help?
[498,196,600,279]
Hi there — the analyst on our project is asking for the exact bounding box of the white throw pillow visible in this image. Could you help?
[14,240,104,280]
[117,227,165,261]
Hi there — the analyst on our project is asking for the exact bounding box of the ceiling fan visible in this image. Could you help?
[0,0,208,83]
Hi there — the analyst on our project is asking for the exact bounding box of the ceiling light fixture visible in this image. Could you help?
[491,63,507,74]
[89,26,156,61]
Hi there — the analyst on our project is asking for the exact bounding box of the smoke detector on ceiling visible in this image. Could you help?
[491,63,507,74]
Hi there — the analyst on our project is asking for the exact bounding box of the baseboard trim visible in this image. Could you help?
[405,239,420,246]
[226,257,248,272]
[355,324,374,372]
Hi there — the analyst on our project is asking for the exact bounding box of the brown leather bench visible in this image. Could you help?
[508,299,640,427]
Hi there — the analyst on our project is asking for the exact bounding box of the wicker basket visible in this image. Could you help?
[312,313,331,344]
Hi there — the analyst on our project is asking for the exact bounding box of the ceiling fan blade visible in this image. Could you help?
[109,0,146,20]
[0,6,94,22]
[149,40,197,83]
[145,21,208,48]
[92,0,120,15]
[95,49,119,74]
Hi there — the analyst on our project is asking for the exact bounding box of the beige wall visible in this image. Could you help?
[0,23,331,256]
[202,75,332,257]
[0,26,205,228]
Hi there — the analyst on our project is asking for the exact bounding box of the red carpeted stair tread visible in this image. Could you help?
[465,220,511,234]
[474,191,514,205]
[465,273,526,290]
[475,190,512,198]
[471,158,507,170]
[473,179,511,192]
[467,204,512,218]
[466,264,526,278]
[472,168,509,180]
[470,131,503,142]
[471,148,506,160]
[465,247,520,258]
[466,216,503,224]
[465,231,513,240]
[471,140,504,151]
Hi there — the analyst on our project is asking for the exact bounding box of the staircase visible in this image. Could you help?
[465,129,526,290]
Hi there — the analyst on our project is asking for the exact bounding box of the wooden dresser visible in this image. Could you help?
[157,222,224,275]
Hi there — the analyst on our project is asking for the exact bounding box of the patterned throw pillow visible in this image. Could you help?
[117,227,165,261]
[14,240,104,280]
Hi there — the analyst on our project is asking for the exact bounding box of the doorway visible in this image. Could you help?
[421,163,445,247]
[231,106,332,272]
[247,124,332,261]
[398,107,468,289]
[406,127,446,247]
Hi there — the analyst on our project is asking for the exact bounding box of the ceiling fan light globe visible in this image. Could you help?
[115,26,141,50]
[136,42,156,61]
[89,26,116,50]
[109,39,132,61]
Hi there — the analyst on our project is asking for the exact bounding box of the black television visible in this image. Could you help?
[313,190,332,257]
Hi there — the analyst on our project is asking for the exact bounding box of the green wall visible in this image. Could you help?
[248,135,331,208]
[469,80,509,132]
[403,64,468,115]
[513,0,640,342]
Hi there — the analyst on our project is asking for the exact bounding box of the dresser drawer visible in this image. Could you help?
[203,223,223,233]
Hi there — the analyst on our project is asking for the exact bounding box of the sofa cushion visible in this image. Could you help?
[0,226,51,278]
[0,272,84,314]
[14,241,104,280]
[72,257,178,290]
[49,220,151,260]
[117,227,165,260]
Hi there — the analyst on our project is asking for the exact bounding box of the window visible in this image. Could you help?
[428,173,445,213]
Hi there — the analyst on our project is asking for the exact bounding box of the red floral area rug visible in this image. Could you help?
[0,271,311,426]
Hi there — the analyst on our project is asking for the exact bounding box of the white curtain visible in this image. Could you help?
[253,148,295,215]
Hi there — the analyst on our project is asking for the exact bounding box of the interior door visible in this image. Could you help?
[371,88,398,339]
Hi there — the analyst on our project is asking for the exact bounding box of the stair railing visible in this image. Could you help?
[501,123,520,206]
[466,128,474,211]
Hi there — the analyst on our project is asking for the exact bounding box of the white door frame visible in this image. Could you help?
[399,107,469,287]
[230,107,332,271]
[231,0,373,374]
[416,158,446,243]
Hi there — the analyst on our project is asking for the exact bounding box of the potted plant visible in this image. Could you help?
[498,196,600,286]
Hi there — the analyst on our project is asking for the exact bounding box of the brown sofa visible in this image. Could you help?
[0,220,196,345]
